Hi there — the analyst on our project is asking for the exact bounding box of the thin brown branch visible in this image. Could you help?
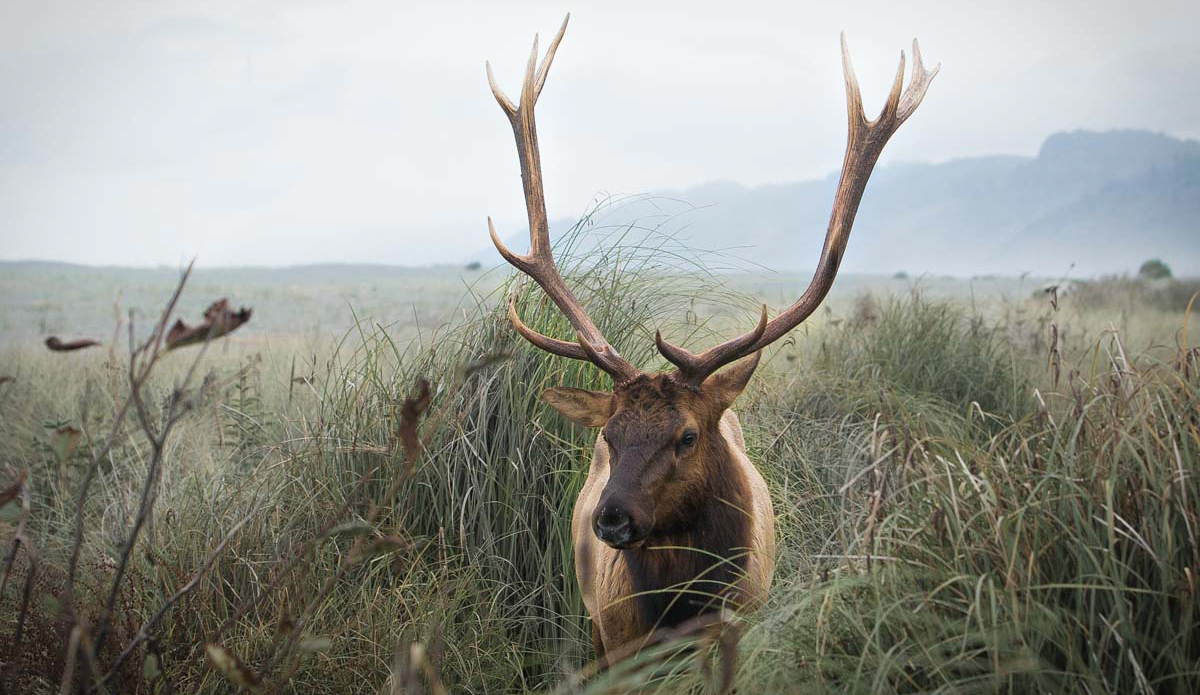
[96,507,258,688]
[65,261,195,601]
[92,320,222,657]
[0,474,34,695]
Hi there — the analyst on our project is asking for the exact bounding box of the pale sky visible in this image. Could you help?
[2,0,1197,266]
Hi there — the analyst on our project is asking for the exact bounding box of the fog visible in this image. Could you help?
[2,0,1197,267]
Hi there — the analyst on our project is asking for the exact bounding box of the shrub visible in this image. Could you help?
[1068,275,1200,313]
[1138,258,1172,279]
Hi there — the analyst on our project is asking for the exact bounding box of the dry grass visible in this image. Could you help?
[0,241,1197,693]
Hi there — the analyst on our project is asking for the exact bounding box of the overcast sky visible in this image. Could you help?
[2,0,1197,267]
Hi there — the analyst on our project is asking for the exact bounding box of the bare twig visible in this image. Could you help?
[96,507,259,687]
[0,474,35,695]
[47,258,261,693]
[65,261,195,601]
[58,625,84,695]
[93,293,234,656]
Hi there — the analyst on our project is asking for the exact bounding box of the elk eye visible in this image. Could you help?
[679,431,697,448]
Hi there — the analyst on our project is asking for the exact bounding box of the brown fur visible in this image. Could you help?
[548,357,775,658]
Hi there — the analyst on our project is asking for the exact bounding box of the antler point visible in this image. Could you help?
[488,218,520,263]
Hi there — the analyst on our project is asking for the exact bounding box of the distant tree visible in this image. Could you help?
[465,261,482,271]
[1138,259,1172,280]
[892,271,909,280]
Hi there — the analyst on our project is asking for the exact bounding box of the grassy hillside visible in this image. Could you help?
[1,238,1198,693]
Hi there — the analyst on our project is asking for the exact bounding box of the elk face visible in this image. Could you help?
[543,354,760,549]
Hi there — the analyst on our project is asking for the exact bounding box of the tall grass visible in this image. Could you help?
[583,291,1200,693]
[1,228,1197,693]
[745,338,1197,694]
[819,294,1032,423]
[1,219,761,693]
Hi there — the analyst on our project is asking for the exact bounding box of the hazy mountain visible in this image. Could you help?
[490,130,1199,277]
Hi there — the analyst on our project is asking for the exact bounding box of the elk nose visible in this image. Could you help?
[594,507,636,546]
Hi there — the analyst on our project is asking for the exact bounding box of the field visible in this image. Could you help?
[1,235,1198,694]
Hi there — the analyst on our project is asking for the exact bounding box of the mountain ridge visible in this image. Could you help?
[489,129,1199,277]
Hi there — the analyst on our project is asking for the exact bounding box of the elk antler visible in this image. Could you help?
[487,14,642,385]
[659,34,939,386]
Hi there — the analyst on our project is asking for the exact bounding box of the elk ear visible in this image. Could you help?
[702,351,761,412]
[542,387,615,428]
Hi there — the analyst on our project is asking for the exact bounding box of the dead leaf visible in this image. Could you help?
[0,375,13,386]
[204,643,261,690]
[396,379,431,460]
[45,337,100,352]
[166,299,252,350]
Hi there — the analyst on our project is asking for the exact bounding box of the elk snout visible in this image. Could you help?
[593,504,644,549]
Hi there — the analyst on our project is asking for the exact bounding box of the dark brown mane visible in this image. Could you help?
[621,428,753,631]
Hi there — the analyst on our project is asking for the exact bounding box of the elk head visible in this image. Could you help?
[486,15,936,549]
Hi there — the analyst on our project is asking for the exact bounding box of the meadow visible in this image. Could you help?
[1,231,1198,694]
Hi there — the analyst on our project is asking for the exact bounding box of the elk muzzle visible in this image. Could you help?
[592,489,652,549]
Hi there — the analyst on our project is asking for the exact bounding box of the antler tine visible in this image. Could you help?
[534,14,570,99]
[656,305,768,385]
[658,35,938,383]
[486,62,517,116]
[487,16,641,385]
[840,33,866,129]
[506,292,591,361]
[880,50,906,122]
[520,33,540,112]
[898,38,939,123]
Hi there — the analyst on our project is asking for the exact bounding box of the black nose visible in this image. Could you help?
[594,507,636,546]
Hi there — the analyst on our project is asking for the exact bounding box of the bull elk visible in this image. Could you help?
[485,15,937,659]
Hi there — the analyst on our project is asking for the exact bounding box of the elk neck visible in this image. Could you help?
[618,413,755,630]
